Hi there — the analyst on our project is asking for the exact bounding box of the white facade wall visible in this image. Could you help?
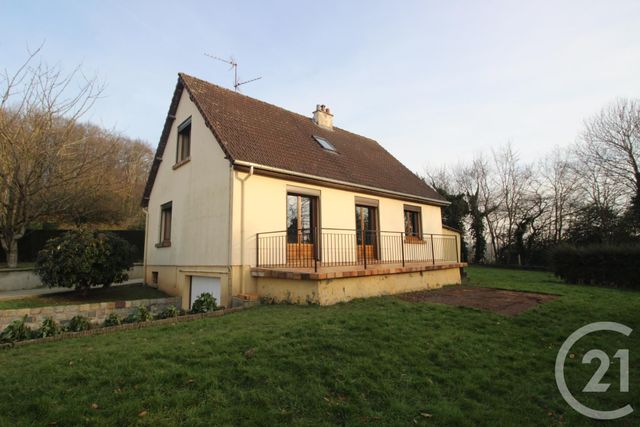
[144,90,232,303]
[230,172,447,293]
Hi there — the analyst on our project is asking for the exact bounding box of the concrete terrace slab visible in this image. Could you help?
[252,261,467,281]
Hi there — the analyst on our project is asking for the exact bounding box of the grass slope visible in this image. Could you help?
[0,267,638,426]
[0,285,168,310]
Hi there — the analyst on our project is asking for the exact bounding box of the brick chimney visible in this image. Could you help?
[312,104,333,130]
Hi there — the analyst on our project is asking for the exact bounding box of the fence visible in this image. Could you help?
[0,229,145,263]
[256,228,459,271]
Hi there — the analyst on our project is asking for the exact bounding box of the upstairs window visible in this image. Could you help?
[176,117,191,164]
[158,202,172,247]
[313,135,336,152]
[404,205,422,240]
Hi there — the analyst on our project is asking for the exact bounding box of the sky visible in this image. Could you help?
[2,0,639,173]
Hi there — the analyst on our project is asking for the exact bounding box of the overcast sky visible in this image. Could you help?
[2,1,639,173]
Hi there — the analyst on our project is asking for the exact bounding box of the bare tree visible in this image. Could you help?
[538,147,578,242]
[453,155,497,262]
[0,47,104,267]
[578,98,640,205]
[488,144,534,261]
[53,125,153,228]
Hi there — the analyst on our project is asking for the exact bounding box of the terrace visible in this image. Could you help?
[252,228,465,280]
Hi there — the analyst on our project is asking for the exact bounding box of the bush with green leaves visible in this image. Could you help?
[66,315,91,332]
[190,293,217,313]
[38,317,61,338]
[156,305,180,319]
[36,229,137,294]
[124,306,153,323]
[103,313,121,327]
[0,316,32,343]
[551,244,640,289]
[137,306,153,322]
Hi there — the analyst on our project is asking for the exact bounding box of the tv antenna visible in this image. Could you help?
[204,53,262,91]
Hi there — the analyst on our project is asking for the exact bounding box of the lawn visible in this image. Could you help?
[0,267,638,426]
[0,284,168,310]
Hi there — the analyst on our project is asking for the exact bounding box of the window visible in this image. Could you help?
[286,193,317,244]
[313,135,336,152]
[158,202,172,246]
[404,205,422,240]
[151,271,158,285]
[176,117,191,164]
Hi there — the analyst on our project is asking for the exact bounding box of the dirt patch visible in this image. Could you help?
[398,286,558,316]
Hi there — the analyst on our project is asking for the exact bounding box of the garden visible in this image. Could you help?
[0,266,638,426]
[0,230,222,345]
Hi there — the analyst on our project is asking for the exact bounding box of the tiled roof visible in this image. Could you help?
[142,73,446,206]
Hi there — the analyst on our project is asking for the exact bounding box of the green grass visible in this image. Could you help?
[0,284,168,310]
[0,267,638,426]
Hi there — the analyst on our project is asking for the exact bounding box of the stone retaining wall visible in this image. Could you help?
[0,263,144,292]
[0,297,181,330]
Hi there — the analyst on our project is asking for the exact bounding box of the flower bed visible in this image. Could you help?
[0,292,226,346]
[0,297,181,331]
[0,305,247,349]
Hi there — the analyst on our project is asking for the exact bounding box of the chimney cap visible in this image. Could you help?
[312,103,334,129]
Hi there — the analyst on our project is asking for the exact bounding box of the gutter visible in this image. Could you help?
[235,164,254,295]
[142,207,149,285]
[226,163,234,293]
[233,160,450,207]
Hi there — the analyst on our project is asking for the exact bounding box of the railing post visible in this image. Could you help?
[430,234,435,265]
[256,232,260,267]
[362,228,367,269]
[400,232,405,267]
[314,227,318,272]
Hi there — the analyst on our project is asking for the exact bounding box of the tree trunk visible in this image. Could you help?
[3,239,18,268]
[78,280,90,297]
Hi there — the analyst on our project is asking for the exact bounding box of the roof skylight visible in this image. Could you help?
[313,135,337,152]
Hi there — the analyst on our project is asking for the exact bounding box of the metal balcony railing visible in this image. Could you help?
[256,228,459,272]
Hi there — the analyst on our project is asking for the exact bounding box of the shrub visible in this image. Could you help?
[137,306,153,322]
[124,306,153,323]
[38,317,61,338]
[156,305,179,320]
[103,313,121,327]
[190,293,217,313]
[36,229,136,294]
[0,316,32,343]
[66,315,91,332]
[550,244,640,289]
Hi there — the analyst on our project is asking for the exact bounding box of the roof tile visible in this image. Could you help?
[142,74,445,205]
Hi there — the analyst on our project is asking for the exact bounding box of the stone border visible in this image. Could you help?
[0,297,181,330]
[0,306,248,350]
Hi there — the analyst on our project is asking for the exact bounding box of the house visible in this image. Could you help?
[141,73,465,309]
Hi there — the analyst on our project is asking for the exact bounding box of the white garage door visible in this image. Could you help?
[190,276,222,309]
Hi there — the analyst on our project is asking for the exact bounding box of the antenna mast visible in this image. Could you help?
[204,53,262,91]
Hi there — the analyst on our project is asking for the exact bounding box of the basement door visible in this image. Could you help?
[190,276,222,308]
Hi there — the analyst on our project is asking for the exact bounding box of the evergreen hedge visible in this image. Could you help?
[550,244,640,289]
